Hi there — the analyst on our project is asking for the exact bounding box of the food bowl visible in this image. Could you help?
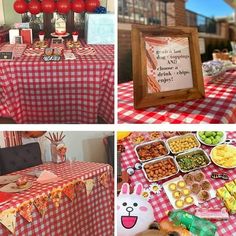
[175,148,211,173]
[142,156,179,182]
[197,131,226,146]
[135,139,169,162]
[167,133,200,155]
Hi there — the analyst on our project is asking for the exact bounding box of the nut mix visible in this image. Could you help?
[143,158,177,181]
[136,141,168,161]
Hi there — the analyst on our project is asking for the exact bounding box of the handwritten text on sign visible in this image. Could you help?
[145,37,193,93]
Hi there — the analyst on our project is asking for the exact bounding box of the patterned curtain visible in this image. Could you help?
[3,131,22,147]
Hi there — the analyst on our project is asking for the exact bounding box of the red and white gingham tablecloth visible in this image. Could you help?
[0,161,114,236]
[120,131,236,236]
[0,40,114,124]
[118,70,236,124]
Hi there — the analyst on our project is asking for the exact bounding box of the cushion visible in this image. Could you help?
[0,142,42,175]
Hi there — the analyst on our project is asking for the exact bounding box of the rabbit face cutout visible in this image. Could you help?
[117,183,155,236]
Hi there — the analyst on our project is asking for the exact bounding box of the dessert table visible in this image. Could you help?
[0,161,113,235]
[118,70,236,124]
[119,131,236,236]
[0,40,114,124]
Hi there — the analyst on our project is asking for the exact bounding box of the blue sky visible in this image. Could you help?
[186,0,234,18]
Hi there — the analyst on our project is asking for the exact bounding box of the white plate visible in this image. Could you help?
[0,182,33,193]
[210,144,236,169]
[196,131,227,147]
[163,176,197,210]
[0,175,21,185]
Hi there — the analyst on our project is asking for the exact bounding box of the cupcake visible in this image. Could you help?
[191,183,201,194]
[182,188,190,196]
[177,181,186,189]
[175,199,184,208]
[201,180,211,191]
[194,171,205,182]
[184,196,194,204]
[198,190,210,202]
[172,190,182,199]
[16,176,28,189]
[168,183,177,191]
[183,173,194,186]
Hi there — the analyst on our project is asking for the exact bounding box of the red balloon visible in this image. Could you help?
[28,0,42,15]
[71,0,85,13]
[85,0,100,12]
[41,0,56,14]
[13,0,28,14]
[57,0,71,14]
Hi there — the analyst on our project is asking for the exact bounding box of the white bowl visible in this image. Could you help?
[196,131,226,147]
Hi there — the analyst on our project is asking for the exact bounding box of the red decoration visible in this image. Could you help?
[85,0,100,12]
[13,0,28,14]
[56,0,71,14]
[28,0,42,15]
[71,0,85,13]
[41,0,56,14]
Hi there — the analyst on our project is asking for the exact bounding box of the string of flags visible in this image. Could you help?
[0,171,110,234]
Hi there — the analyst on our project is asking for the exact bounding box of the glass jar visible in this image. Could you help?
[51,142,67,164]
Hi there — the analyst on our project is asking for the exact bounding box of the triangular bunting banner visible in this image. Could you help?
[50,187,62,208]
[100,172,109,188]
[85,179,95,196]
[34,194,48,217]
[0,207,17,234]
[18,200,33,222]
[63,183,75,201]
[76,179,85,193]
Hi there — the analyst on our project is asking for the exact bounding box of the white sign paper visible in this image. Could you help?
[145,36,193,93]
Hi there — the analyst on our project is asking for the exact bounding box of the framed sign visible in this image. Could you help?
[0,52,13,60]
[51,38,63,44]
[15,36,23,44]
[131,25,205,109]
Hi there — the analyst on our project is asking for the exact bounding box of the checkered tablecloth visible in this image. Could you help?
[0,40,114,124]
[120,132,236,236]
[118,70,236,124]
[0,161,113,236]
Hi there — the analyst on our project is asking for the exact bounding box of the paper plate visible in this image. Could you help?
[0,175,21,185]
[210,144,236,169]
[0,182,33,193]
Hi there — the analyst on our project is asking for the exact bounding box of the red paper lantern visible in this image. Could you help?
[71,0,85,13]
[13,0,28,14]
[56,0,71,14]
[41,0,56,14]
[85,0,100,12]
[28,0,42,15]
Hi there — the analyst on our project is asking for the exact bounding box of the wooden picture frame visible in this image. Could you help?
[132,25,205,109]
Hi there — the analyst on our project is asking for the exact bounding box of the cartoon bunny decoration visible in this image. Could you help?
[117,182,155,236]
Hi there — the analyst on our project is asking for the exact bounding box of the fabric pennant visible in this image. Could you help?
[50,187,62,208]
[99,172,109,188]
[76,179,85,193]
[34,194,48,217]
[63,182,75,201]
[85,179,95,196]
[18,200,33,222]
[0,207,17,234]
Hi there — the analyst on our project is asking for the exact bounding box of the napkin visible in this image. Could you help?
[36,170,60,184]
